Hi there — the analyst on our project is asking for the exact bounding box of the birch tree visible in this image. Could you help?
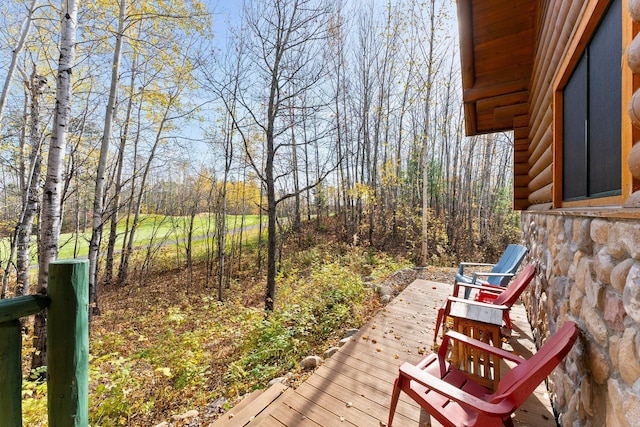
[32,0,80,370]
[87,0,126,316]
[6,70,46,298]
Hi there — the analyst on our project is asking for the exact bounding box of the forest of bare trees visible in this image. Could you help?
[0,0,519,316]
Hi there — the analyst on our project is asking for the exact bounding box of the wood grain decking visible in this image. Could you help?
[242,279,558,426]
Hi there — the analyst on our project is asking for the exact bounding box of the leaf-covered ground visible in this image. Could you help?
[21,226,455,426]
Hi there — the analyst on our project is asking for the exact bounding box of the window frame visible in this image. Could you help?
[552,0,634,208]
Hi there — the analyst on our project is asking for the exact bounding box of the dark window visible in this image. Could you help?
[562,0,621,201]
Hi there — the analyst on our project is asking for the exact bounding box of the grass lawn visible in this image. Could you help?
[0,214,263,262]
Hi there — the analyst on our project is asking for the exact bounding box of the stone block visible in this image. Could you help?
[548,230,557,254]
[564,217,573,241]
[555,244,573,277]
[563,391,580,427]
[268,376,287,386]
[574,255,593,292]
[559,300,570,321]
[619,328,640,386]
[572,218,593,253]
[537,226,547,245]
[608,224,628,259]
[604,291,626,332]
[581,377,594,417]
[590,219,610,245]
[377,286,393,297]
[618,222,640,260]
[570,285,584,317]
[611,259,635,293]
[607,378,640,427]
[585,274,604,310]
[567,342,585,378]
[300,355,322,369]
[552,371,567,407]
[552,275,571,300]
[595,248,615,286]
[624,263,640,323]
[586,342,610,384]
[609,335,621,371]
[343,328,359,338]
[582,305,608,347]
[323,347,340,359]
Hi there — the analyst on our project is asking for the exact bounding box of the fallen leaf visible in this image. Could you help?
[156,367,172,377]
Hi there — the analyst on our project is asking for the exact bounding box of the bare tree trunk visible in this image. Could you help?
[117,87,145,286]
[2,70,45,299]
[265,68,278,311]
[105,52,137,286]
[290,107,301,233]
[217,113,233,301]
[420,0,436,266]
[33,0,79,371]
[16,71,45,296]
[118,94,174,285]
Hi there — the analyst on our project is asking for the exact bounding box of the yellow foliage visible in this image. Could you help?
[220,180,261,215]
[347,183,377,206]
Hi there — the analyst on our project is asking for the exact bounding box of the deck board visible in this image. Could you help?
[254,279,556,426]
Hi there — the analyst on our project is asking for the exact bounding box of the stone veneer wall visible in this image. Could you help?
[521,212,640,427]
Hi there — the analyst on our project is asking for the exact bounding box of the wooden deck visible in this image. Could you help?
[241,280,558,426]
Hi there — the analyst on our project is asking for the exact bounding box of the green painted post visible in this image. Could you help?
[47,259,89,427]
[0,319,22,427]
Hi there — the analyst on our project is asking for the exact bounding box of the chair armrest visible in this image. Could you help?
[458,262,495,275]
[442,330,524,364]
[476,283,505,292]
[452,281,498,297]
[471,271,514,284]
[453,282,492,292]
[399,362,517,417]
[447,296,510,313]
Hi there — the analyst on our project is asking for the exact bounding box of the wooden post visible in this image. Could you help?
[47,259,89,427]
[0,319,22,427]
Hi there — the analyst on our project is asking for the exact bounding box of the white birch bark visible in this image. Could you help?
[88,0,126,315]
[32,0,79,370]
[37,0,80,289]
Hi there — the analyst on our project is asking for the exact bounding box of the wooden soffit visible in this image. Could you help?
[457,0,537,135]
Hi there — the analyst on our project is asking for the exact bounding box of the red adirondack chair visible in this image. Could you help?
[433,264,537,346]
[388,321,579,427]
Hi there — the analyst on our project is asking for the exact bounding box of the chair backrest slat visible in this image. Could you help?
[490,321,579,407]
[493,263,536,307]
[487,244,528,287]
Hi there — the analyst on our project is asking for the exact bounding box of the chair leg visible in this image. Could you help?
[388,376,403,427]
[504,312,512,330]
[433,306,445,346]
[464,285,472,299]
